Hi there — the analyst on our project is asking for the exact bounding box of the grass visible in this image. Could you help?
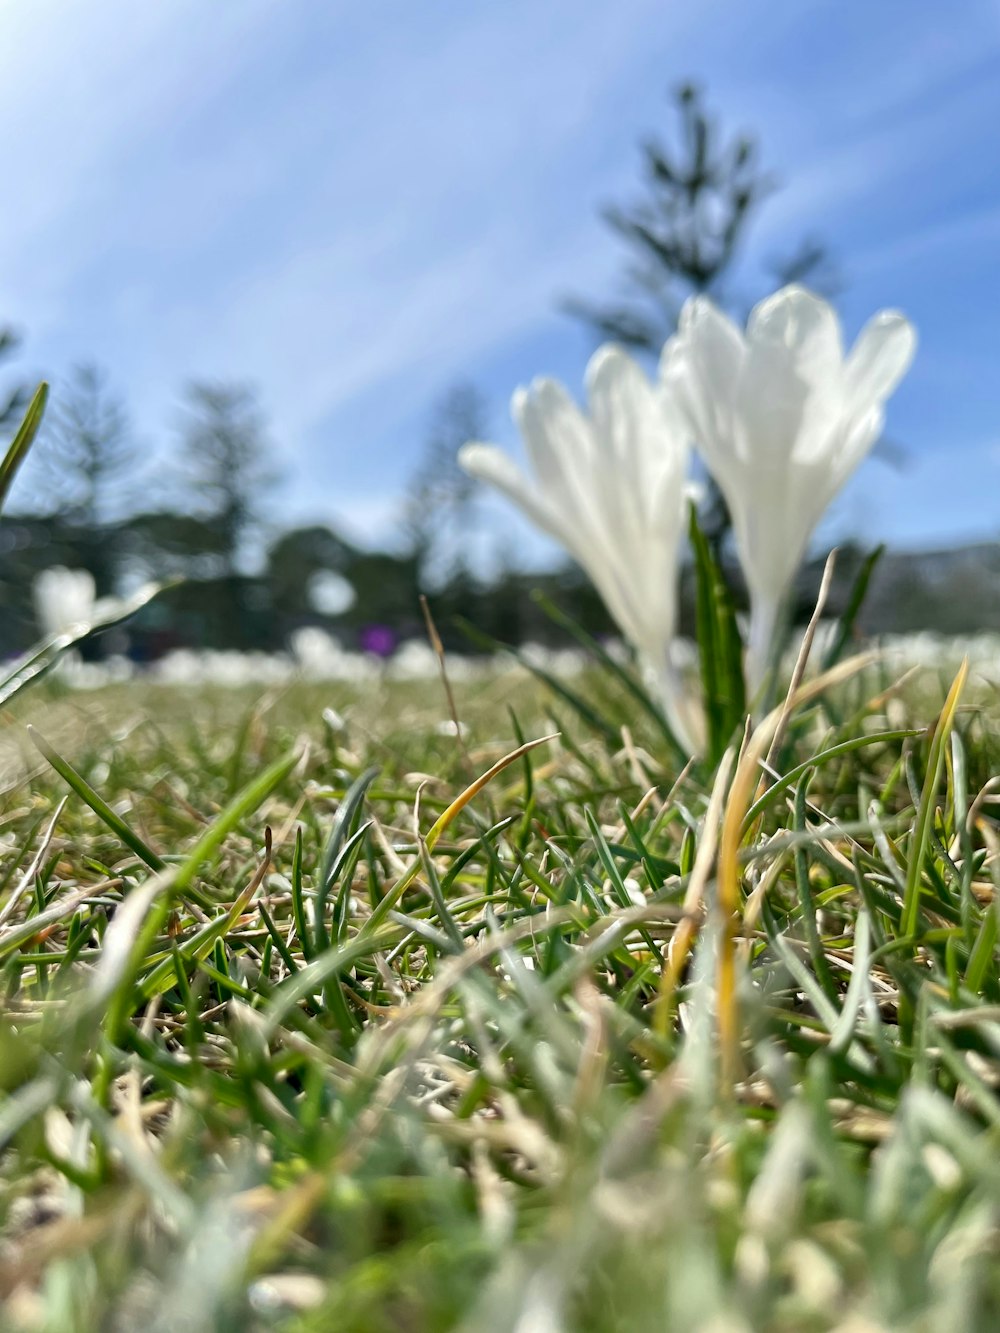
[1,654,1000,1331]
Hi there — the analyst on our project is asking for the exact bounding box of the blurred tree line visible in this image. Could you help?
[0,88,982,662]
[0,350,616,658]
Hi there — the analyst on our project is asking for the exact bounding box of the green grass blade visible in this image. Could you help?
[0,383,47,516]
[2,580,176,708]
[28,727,167,873]
[901,661,967,940]
[172,747,301,892]
[689,503,745,765]
[743,729,920,829]
[314,766,380,956]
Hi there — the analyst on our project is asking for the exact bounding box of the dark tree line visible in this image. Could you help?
[0,358,618,660]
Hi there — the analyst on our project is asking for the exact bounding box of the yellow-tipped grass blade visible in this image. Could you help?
[717,652,875,1087]
[655,745,735,1040]
[901,658,968,940]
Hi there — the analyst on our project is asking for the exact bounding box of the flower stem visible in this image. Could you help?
[746,595,781,702]
[645,650,702,757]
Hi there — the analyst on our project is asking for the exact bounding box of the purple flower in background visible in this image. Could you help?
[360,623,397,659]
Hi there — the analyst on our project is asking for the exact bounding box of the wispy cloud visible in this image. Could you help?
[851,203,1000,278]
[2,0,999,549]
[3,0,687,402]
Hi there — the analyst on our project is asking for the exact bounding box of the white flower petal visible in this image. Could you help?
[579,348,655,612]
[460,441,635,644]
[586,344,675,517]
[675,296,745,382]
[520,376,648,619]
[586,346,654,470]
[457,443,569,549]
[665,301,745,478]
[830,405,886,492]
[513,378,592,503]
[741,287,844,467]
[660,340,708,449]
[746,285,844,368]
[586,346,692,648]
[844,311,916,416]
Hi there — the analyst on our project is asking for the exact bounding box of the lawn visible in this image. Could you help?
[1,655,999,1332]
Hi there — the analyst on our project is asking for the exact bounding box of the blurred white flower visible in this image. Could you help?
[662,285,915,693]
[33,567,96,639]
[434,718,468,739]
[290,628,378,683]
[880,631,1000,685]
[61,655,136,690]
[387,640,440,680]
[459,345,698,750]
[307,570,356,616]
[152,648,294,688]
[151,648,202,686]
[520,642,589,677]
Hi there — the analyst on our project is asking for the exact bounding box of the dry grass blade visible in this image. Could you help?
[425,732,559,851]
[421,592,472,773]
[717,652,875,1085]
[0,795,67,927]
[656,745,735,1038]
[761,547,838,785]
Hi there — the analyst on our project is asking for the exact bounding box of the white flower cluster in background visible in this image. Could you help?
[878,632,1000,685]
[29,566,135,686]
[149,635,595,687]
[25,557,1000,707]
[57,656,136,690]
[461,284,916,752]
[152,650,295,688]
[22,607,606,691]
[288,628,378,683]
[33,567,97,639]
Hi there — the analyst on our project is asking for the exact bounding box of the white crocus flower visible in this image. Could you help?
[662,285,916,694]
[459,345,699,751]
[33,567,97,639]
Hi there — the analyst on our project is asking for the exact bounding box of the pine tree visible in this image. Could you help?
[565,84,837,551]
[405,382,489,588]
[177,381,277,580]
[36,363,136,595]
[566,83,836,352]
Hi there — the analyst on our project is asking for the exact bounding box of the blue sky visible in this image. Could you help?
[2,0,999,564]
